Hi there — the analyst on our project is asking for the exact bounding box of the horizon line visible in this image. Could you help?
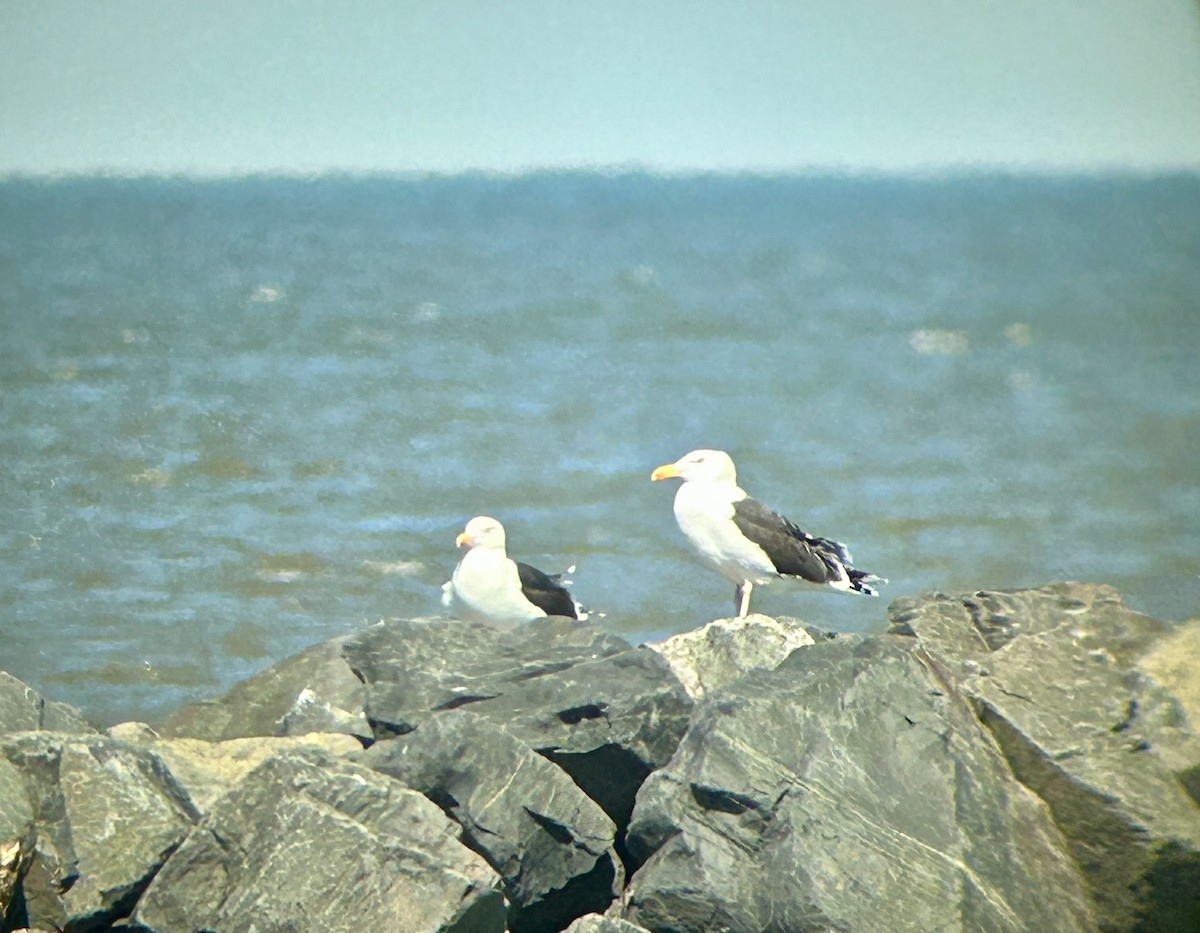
[4,161,1200,184]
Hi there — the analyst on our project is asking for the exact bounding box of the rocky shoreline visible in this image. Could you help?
[2,581,1198,932]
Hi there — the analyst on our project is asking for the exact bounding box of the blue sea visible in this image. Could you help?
[1,173,1197,725]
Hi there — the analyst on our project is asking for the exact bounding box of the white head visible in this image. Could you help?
[455,515,507,552]
[650,449,738,485]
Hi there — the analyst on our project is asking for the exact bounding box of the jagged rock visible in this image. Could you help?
[344,618,690,837]
[462,647,692,837]
[106,722,160,744]
[14,583,1189,932]
[108,722,362,814]
[1138,617,1200,796]
[357,710,622,933]
[890,584,1200,931]
[0,672,94,736]
[0,757,36,925]
[1138,618,1200,723]
[622,635,1096,933]
[0,733,198,932]
[158,635,370,741]
[564,914,651,932]
[1,836,32,928]
[0,672,88,926]
[131,747,503,933]
[645,613,816,698]
[886,582,1177,674]
[343,617,632,738]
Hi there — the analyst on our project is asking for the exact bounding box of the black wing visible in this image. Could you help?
[731,497,853,585]
[516,561,579,619]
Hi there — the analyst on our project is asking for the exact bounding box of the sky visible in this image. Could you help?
[2,0,1200,176]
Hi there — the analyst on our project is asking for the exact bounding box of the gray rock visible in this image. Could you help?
[158,634,370,741]
[1137,617,1200,726]
[891,583,1200,932]
[108,722,363,815]
[1,835,34,928]
[563,914,651,932]
[345,618,689,834]
[1137,617,1200,799]
[887,583,1176,675]
[645,613,816,699]
[623,635,1096,933]
[0,672,94,736]
[462,646,692,836]
[132,747,503,933]
[0,757,35,925]
[0,733,198,932]
[357,711,622,933]
[343,617,632,738]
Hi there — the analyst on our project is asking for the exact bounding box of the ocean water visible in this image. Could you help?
[1,173,1197,725]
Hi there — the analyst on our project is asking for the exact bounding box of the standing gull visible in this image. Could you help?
[441,516,585,626]
[651,449,885,618]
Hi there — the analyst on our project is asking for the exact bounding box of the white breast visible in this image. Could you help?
[673,483,777,585]
[445,549,547,627]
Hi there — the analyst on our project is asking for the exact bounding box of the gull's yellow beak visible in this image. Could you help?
[455,532,473,548]
[651,463,681,482]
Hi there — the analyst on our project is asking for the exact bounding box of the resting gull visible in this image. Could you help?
[441,515,585,626]
[651,449,885,618]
